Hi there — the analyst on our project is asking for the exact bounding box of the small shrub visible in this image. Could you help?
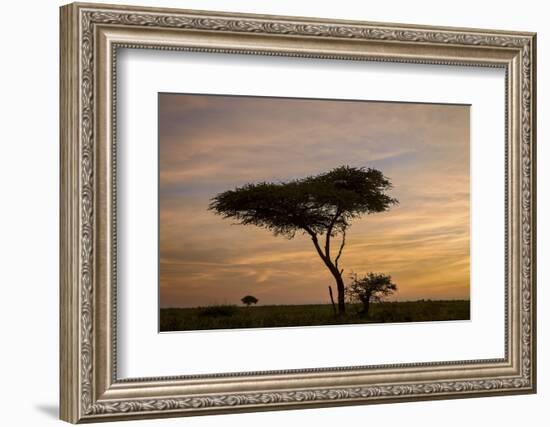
[241,295,259,306]
[346,272,397,316]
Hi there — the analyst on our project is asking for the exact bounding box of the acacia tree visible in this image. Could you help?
[209,166,398,315]
[346,272,398,316]
[241,295,259,306]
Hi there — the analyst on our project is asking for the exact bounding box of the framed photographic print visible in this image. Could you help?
[158,94,470,332]
[60,2,537,423]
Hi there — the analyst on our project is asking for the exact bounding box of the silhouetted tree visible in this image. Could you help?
[241,295,259,306]
[346,272,397,316]
[209,166,398,315]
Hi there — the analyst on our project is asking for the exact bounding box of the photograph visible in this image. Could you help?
[158,93,471,332]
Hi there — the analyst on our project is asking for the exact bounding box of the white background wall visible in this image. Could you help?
[0,0,546,426]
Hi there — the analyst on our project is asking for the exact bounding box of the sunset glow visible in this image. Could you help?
[159,94,470,308]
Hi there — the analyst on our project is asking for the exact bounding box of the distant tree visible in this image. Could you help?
[209,166,398,315]
[241,295,259,307]
[346,272,398,316]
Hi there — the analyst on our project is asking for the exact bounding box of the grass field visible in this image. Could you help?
[160,300,470,332]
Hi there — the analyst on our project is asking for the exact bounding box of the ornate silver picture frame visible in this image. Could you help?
[60,2,536,423]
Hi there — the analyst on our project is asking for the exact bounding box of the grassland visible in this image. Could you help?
[160,300,470,332]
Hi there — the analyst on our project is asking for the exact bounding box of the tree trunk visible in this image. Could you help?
[318,259,346,315]
[328,286,337,315]
[324,264,346,315]
[334,273,346,315]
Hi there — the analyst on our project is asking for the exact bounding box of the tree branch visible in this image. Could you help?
[324,208,341,260]
[334,229,346,269]
[312,234,330,264]
[324,232,332,261]
[303,226,328,263]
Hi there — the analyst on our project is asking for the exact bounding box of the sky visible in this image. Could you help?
[159,93,470,308]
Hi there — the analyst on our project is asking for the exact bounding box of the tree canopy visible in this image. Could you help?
[209,166,397,238]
